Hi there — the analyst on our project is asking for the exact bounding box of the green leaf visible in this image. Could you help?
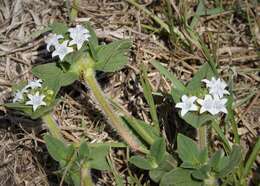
[216,156,229,173]
[4,102,33,118]
[192,165,210,180]
[150,138,166,164]
[181,111,216,128]
[177,134,201,167]
[94,39,131,72]
[83,22,98,47]
[121,116,160,146]
[209,150,223,172]
[31,99,59,119]
[190,2,224,29]
[187,63,214,92]
[88,144,110,171]
[140,65,159,132]
[198,148,208,165]
[32,63,78,96]
[150,60,187,93]
[5,102,31,110]
[149,154,176,183]
[64,50,85,65]
[78,142,90,160]
[83,22,99,60]
[243,137,260,177]
[205,7,225,15]
[5,99,59,119]
[171,88,184,103]
[217,145,242,177]
[181,162,197,169]
[61,72,79,85]
[70,170,81,186]
[44,134,74,162]
[49,22,68,35]
[12,80,28,92]
[129,155,154,170]
[160,168,203,186]
[190,0,205,28]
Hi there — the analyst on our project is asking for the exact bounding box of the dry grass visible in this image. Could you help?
[0,0,259,185]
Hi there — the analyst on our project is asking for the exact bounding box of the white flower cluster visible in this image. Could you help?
[13,79,47,111]
[46,25,90,61]
[176,77,230,117]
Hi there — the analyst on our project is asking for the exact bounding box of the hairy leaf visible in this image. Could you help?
[177,134,201,167]
[94,40,131,72]
[130,155,154,170]
[160,168,203,186]
[88,144,110,171]
[150,138,166,164]
[32,63,78,96]
[150,60,187,93]
[49,22,68,35]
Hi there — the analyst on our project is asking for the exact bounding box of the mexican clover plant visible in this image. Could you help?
[4,21,260,186]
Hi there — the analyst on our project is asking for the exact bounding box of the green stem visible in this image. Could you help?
[243,137,260,178]
[42,113,64,141]
[211,120,231,153]
[198,125,207,150]
[165,0,177,46]
[228,107,240,144]
[127,117,155,146]
[125,0,188,44]
[70,0,79,21]
[200,42,218,76]
[81,162,94,186]
[125,0,169,32]
[109,98,155,146]
[83,65,144,153]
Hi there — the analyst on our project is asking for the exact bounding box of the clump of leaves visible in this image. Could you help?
[44,135,111,185]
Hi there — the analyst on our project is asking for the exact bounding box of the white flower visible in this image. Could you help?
[197,95,214,114]
[202,77,230,98]
[212,96,228,114]
[46,34,64,51]
[52,40,73,61]
[197,95,227,115]
[26,79,42,89]
[68,25,89,37]
[25,92,47,111]
[68,25,90,50]
[12,87,28,103]
[176,95,198,117]
[202,77,218,88]
[13,90,24,103]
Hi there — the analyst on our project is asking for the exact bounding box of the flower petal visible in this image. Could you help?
[190,96,198,103]
[182,95,188,101]
[180,109,188,117]
[176,102,184,109]
[200,107,207,114]
[190,104,198,111]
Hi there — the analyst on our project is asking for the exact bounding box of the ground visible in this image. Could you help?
[0,0,259,185]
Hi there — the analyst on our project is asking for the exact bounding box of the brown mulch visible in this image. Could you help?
[0,0,259,185]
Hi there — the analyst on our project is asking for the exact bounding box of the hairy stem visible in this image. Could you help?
[42,113,64,141]
[81,162,94,186]
[198,125,207,150]
[83,67,144,153]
